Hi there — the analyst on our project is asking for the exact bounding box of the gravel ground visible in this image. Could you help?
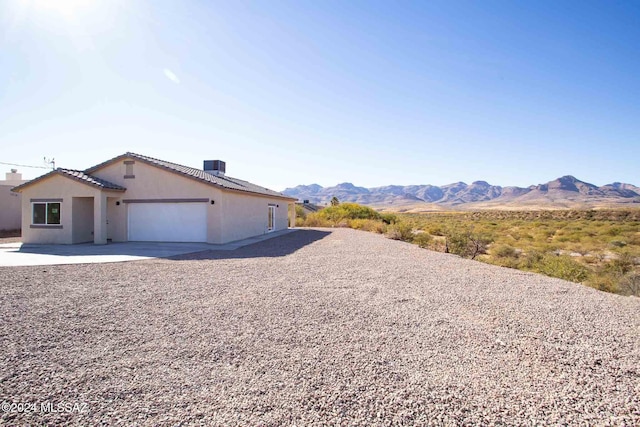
[1,228,638,426]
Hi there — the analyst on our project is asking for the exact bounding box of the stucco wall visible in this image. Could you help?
[94,160,225,243]
[93,158,292,244]
[72,197,94,243]
[0,185,21,231]
[219,192,290,243]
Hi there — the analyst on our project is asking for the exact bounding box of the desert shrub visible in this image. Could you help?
[610,240,627,248]
[607,226,623,236]
[423,224,446,236]
[445,229,492,259]
[349,219,386,234]
[491,244,518,259]
[316,203,381,223]
[619,273,640,297]
[628,234,640,246]
[413,232,433,248]
[520,250,544,269]
[295,205,307,220]
[486,255,521,269]
[427,236,447,252]
[303,213,332,227]
[603,252,635,275]
[385,223,414,242]
[587,272,620,294]
[380,213,398,224]
[531,254,591,283]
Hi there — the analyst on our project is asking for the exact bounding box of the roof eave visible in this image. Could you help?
[217,186,297,201]
[10,170,126,193]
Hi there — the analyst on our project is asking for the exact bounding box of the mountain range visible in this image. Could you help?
[283,176,640,211]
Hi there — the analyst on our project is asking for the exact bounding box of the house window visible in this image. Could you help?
[32,202,61,225]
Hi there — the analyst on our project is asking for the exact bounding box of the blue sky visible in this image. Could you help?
[1,0,639,190]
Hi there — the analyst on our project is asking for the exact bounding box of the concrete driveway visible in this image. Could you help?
[0,229,296,266]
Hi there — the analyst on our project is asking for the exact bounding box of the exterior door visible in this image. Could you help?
[267,205,275,232]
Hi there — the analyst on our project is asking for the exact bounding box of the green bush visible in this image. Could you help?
[619,273,640,296]
[380,213,398,224]
[445,229,492,259]
[348,219,386,234]
[520,250,545,269]
[603,252,635,275]
[610,240,627,248]
[413,232,433,248]
[303,213,332,227]
[295,205,307,220]
[491,244,518,259]
[385,223,414,242]
[423,224,446,236]
[587,272,620,293]
[531,254,591,283]
[316,203,381,223]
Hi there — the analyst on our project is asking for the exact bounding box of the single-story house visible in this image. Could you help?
[12,153,296,244]
[0,169,28,232]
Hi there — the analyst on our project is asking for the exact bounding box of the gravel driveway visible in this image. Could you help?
[1,228,638,425]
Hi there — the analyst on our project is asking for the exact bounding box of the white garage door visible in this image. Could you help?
[128,203,207,242]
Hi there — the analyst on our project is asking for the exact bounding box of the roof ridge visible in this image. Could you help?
[87,152,295,200]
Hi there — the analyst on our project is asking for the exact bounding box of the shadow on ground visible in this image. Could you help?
[169,229,331,260]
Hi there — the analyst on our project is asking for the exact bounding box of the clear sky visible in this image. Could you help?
[1,0,639,190]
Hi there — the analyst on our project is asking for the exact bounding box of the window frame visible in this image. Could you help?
[31,202,61,226]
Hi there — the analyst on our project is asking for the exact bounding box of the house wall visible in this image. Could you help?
[19,175,121,244]
[20,175,95,244]
[92,158,292,244]
[94,160,225,243]
[219,193,290,243]
[0,185,22,231]
[72,197,94,243]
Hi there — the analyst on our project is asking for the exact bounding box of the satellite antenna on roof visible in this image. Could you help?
[44,157,55,170]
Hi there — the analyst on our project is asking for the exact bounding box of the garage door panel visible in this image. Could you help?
[128,203,207,242]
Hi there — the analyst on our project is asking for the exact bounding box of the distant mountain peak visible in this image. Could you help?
[282,176,640,209]
[335,182,356,188]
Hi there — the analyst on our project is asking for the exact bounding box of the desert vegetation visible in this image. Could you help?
[297,204,640,296]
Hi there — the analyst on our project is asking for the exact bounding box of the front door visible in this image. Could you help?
[267,205,275,232]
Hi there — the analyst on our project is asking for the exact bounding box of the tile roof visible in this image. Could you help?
[11,169,126,192]
[86,152,294,200]
[58,169,126,190]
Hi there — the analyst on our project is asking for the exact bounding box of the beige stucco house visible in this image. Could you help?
[12,153,296,245]
[0,169,28,232]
